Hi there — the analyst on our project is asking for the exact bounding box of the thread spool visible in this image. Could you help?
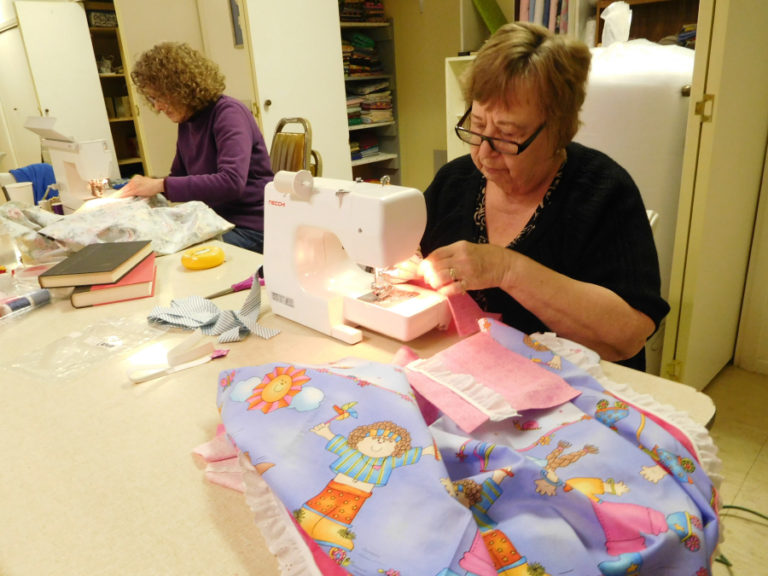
[273,170,313,200]
[0,288,51,318]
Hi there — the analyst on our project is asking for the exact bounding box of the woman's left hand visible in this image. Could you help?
[420,240,512,295]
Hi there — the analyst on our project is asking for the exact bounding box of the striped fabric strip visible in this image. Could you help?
[147,273,279,342]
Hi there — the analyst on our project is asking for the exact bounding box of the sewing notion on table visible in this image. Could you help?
[264,170,450,344]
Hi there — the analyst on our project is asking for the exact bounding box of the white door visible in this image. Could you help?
[15,1,119,177]
[244,0,351,179]
[661,0,768,390]
[0,26,41,170]
[195,0,261,127]
[114,0,204,177]
[735,146,768,374]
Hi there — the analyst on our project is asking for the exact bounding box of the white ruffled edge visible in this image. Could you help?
[530,332,723,492]
[239,454,325,576]
[407,357,519,421]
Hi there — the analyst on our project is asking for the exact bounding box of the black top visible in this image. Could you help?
[420,142,670,370]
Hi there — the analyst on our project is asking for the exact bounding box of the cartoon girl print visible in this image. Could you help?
[533,440,599,496]
[594,399,630,430]
[640,444,697,484]
[565,477,704,575]
[445,469,550,576]
[295,420,436,551]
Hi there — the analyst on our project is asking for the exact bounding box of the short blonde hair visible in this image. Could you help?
[463,22,591,150]
[131,42,225,114]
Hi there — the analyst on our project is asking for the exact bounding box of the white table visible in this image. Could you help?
[0,242,715,575]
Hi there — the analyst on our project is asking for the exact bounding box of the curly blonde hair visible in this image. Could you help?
[347,421,412,458]
[131,42,225,114]
[463,21,591,150]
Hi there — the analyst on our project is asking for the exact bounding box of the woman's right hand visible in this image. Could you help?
[421,240,513,295]
[118,175,165,198]
[380,252,424,284]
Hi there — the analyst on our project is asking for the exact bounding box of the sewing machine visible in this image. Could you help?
[264,170,450,344]
[25,117,113,213]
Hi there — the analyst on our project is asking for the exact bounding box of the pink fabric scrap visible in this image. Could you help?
[446,292,501,337]
[406,330,580,433]
[192,424,245,492]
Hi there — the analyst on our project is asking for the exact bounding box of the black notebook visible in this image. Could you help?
[38,240,153,288]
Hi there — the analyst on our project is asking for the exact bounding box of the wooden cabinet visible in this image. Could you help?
[342,20,401,183]
[83,1,146,178]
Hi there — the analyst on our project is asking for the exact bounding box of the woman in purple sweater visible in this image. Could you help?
[119,42,273,253]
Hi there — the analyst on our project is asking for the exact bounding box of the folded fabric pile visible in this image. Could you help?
[363,1,385,22]
[347,80,393,124]
[349,133,379,161]
[360,89,393,124]
[346,95,363,126]
[340,38,354,77]
[343,32,383,77]
[339,0,365,22]
[340,0,387,23]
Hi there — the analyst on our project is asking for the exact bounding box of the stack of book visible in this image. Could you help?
[38,240,157,308]
[518,0,570,34]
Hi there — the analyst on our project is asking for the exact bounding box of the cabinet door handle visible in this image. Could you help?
[264,99,272,110]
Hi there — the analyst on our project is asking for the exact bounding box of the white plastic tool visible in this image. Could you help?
[128,331,216,384]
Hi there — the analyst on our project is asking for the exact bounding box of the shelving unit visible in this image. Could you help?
[84,1,146,179]
[593,0,699,46]
[341,20,400,183]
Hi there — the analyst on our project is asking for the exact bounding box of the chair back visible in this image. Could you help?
[270,117,322,176]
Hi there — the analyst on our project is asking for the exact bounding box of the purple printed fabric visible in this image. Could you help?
[217,319,719,575]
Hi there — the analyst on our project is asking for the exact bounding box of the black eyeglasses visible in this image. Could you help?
[454,107,546,156]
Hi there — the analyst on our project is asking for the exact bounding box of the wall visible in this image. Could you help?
[385,0,516,192]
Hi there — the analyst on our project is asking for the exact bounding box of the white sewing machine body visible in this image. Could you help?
[264,171,449,344]
[25,117,113,213]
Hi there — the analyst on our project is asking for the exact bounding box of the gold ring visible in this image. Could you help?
[449,267,456,281]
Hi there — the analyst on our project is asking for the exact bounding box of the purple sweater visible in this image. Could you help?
[164,95,273,232]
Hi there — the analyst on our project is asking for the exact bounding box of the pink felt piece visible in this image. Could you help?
[438,331,580,411]
[391,345,419,367]
[446,293,501,337]
[405,368,490,432]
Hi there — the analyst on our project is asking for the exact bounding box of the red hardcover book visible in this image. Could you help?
[70,252,156,308]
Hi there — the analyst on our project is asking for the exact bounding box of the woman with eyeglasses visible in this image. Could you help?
[417,22,668,370]
[118,42,273,253]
